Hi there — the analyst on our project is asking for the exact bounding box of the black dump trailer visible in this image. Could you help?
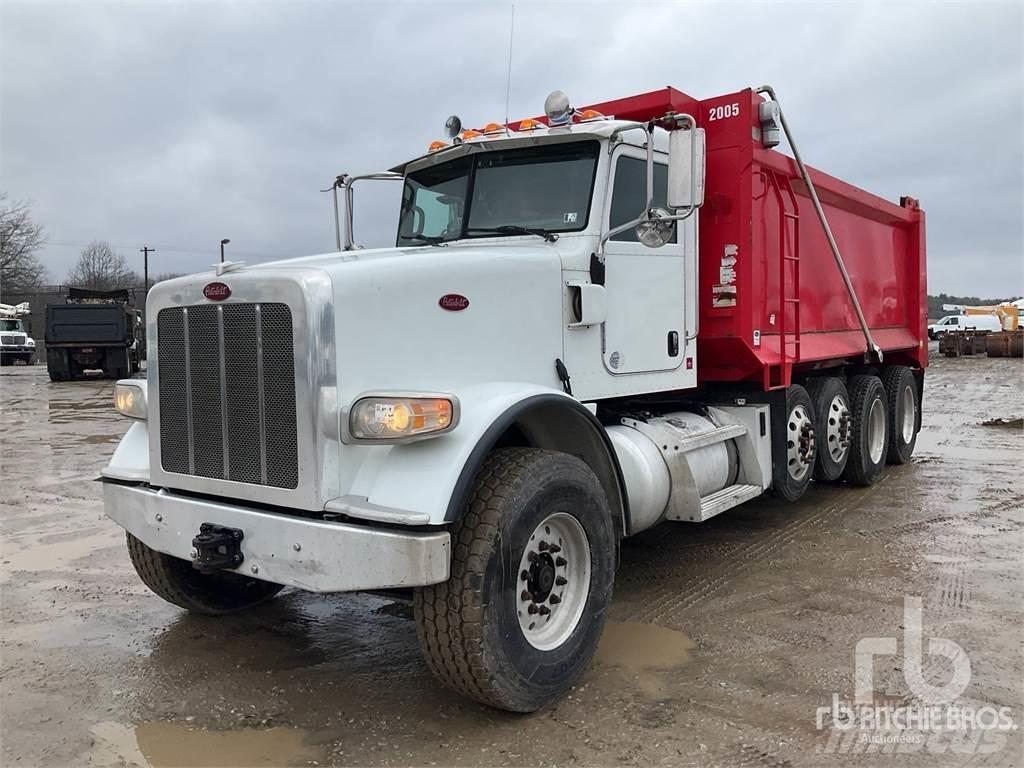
[45,288,143,382]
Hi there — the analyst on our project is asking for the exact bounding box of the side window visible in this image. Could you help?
[609,156,676,243]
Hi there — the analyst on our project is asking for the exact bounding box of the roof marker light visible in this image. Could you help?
[483,122,505,134]
[518,118,543,131]
[461,129,483,141]
[544,90,573,126]
[578,109,605,122]
[428,140,447,152]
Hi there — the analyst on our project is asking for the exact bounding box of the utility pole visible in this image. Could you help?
[140,246,155,291]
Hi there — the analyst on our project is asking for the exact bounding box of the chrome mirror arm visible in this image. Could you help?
[323,172,404,252]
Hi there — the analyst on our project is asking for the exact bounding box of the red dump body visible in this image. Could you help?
[576,87,929,392]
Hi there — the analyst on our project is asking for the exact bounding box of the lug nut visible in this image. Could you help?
[527,551,537,562]
[538,541,549,551]
[521,569,530,581]
[528,604,539,614]
[549,594,562,604]
[521,590,531,601]
[555,556,567,567]
[548,544,561,553]
[555,576,567,586]
[538,605,551,616]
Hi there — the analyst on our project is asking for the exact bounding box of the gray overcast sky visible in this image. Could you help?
[2,0,1021,296]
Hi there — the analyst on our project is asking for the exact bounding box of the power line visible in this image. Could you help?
[41,240,282,260]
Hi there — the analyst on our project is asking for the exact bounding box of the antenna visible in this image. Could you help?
[503,4,515,131]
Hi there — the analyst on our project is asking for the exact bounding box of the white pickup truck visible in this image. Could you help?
[102,87,925,712]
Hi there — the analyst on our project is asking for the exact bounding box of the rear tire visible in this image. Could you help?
[771,384,816,501]
[806,377,851,482]
[126,533,283,615]
[413,448,616,712]
[882,366,919,465]
[841,375,888,486]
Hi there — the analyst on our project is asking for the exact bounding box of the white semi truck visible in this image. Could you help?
[102,87,927,712]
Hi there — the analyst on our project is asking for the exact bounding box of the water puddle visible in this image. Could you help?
[1,530,119,573]
[90,721,322,767]
[596,621,696,670]
[594,622,696,698]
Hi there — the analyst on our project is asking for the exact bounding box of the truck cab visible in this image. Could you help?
[102,87,925,713]
[0,303,36,366]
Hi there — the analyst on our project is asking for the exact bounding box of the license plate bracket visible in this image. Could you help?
[191,522,244,574]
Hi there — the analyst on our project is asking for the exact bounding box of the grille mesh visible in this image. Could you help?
[157,303,298,489]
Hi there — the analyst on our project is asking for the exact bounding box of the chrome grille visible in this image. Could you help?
[1,334,20,345]
[157,303,298,489]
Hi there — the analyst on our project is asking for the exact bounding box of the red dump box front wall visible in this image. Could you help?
[695,89,927,389]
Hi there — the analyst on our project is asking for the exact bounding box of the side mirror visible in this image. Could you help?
[667,128,706,210]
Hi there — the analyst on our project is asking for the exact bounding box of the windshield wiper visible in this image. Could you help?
[466,225,559,243]
[404,234,447,246]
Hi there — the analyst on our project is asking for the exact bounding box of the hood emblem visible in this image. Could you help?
[203,282,231,301]
[439,294,469,312]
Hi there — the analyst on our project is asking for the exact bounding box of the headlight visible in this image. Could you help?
[114,381,147,420]
[26,338,35,347]
[348,394,458,442]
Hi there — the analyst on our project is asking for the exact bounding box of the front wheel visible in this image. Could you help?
[413,448,616,712]
[126,533,283,615]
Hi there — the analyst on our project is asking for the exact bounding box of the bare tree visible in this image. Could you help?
[0,193,48,295]
[153,271,186,283]
[66,241,135,290]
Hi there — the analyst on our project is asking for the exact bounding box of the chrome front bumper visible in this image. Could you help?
[103,482,450,592]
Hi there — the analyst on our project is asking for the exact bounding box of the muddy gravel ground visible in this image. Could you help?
[2,349,1022,767]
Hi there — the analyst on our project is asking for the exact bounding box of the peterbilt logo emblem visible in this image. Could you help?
[438,294,469,312]
[203,282,231,301]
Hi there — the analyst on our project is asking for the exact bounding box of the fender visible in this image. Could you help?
[348,382,628,533]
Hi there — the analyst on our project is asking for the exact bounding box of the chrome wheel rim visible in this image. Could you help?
[786,403,815,482]
[901,384,916,444]
[825,393,851,464]
[516,512,591,651]
[868,398,886,464]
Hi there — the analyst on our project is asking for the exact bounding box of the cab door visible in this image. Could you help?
[600,148,686,375]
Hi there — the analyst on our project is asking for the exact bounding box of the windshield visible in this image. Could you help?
[397,140,599,246]
[1,319,24,332]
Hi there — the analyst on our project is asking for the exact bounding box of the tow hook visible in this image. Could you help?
[191,523,245,574]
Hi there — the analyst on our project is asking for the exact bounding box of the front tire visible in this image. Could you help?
[126,533,283,615]
[413,448,616,712]
[842,375,888,486]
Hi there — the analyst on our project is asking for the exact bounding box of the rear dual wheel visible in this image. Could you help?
[842,375,888,486]
[882,366,919,465]
[772,385,817,501]
[806,377,852,482]
[413,448,616,713]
